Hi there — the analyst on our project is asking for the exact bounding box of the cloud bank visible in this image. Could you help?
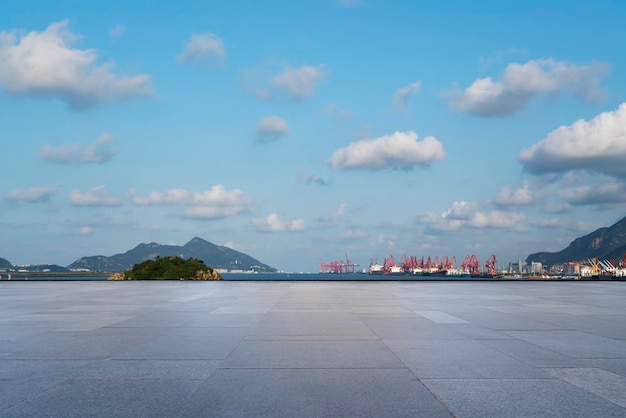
[3,187,56,203]
[494,181,535,207]
[329,131,446,170]
[422,201,526,233]
[0,21,152,110]
[447,59,609,116]
[40,133,119,163]
[519,102,626,177]
[132,185,254,219]
[70,185,121,207]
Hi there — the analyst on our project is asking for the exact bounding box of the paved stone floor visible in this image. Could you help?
[1,281,626,417]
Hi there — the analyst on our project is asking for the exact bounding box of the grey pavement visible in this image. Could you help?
[1,281,626,417]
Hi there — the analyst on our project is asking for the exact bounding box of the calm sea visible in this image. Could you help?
[0,273,489,281]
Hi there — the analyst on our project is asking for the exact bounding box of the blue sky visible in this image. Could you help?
[1,0,625,272]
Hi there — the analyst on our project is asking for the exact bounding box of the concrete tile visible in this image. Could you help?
[546,367,626,408]
[4,333,154,360]
[414,311,469,323]
[506,330,626,358]
[386,339,548,378]
[223,340,405,369]
[181,368,452,417]
[248,319,377,338]
[364,318,467,340]
[443,323,514,340]
[453,311,566,331]
[579,359,626,377]
[116,334,242,360]
[1,379,202,417]
[422,378,626,417]
[0,376,65,411]
[480,339,582,367]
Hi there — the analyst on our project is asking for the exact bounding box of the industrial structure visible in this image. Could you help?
[319,254,359,274]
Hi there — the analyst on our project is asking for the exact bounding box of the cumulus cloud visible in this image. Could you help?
[70,185,121,206]
[392,81,421,109]
[243,65,325,101]
[422,201,525,234]
[558,176,626,205]
[40,133,118,163]
[494,181,535,206]
[272,66,324,99]
[519,102,626,177]
[447,59,609,116]
[4,186,56,203]
[253,213,305,232]
[177,32,225,67]
[132,185,254,219]
[256,116,290,142]
[0,20,152,110]
[329,131,446,171]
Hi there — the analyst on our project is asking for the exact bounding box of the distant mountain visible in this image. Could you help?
[527,216,626,266]
[68,237,277,273]
[0,257,12,269]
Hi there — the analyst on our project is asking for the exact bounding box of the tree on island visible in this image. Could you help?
[109,256,222,280]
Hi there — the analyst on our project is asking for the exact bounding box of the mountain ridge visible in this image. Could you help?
[527,216,626,267]
[67,237,277,273]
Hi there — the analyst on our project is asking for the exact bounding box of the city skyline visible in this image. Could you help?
[1,0,625,272]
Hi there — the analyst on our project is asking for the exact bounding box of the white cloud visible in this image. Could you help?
[40,133,118,163]
[442,201,477,220]
[519,102,626,177]
[329,131,446,170]
[131,189,191,205]
[177,32,225,67]
[447,59,609,116]
[253,213,305,232]
[244,65,325,101]
[4,186,56,203]
[467,210,525,228]
[256,116,290,142]
[70,185,121,206]
[422,201,525,233]
[494,181,535,206]
[272,66,324,99]
[0,20,152,110]
[392,81,421,109]
[132,185,254,219]
[558,176,626,205]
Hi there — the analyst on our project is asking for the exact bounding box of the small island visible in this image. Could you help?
[109,256,223,280]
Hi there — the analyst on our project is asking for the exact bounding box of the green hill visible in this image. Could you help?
[110,256,222,280]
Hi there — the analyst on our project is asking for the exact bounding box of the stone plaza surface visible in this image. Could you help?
[1,281,626,417]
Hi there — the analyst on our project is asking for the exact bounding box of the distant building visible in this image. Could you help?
[508,259,526,274]
[529,262,543,274]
